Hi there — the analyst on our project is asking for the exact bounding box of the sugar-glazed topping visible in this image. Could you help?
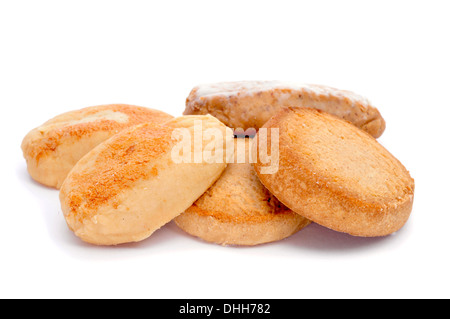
[194,81,371,108]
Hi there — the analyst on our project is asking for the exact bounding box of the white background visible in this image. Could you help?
[1,0,449,299]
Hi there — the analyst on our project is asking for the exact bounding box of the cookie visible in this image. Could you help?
[184,81,385,138]
[253,107,414,237]
[59,115,234,245]
[175,138,310,246]
[22,104,173,189]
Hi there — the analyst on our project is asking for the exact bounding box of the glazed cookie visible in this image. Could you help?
[253,107,414,237]
[184,81,385,138]
[175,138,310,246]
[60,115,234,246]
[22,104,173,189]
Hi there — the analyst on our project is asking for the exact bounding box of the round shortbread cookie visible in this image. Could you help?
[253,107,414,237]
[175,138,310,246]
[60,115,234,246]
[22,104,173,189]
[184,81,385,138]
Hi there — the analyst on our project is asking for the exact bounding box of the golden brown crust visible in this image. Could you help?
[184,81,386,138]
[60,115,234,246]
[175,138,310,246]
[253,107,414,237]
[62,124,175,222]
[21,104,173,188]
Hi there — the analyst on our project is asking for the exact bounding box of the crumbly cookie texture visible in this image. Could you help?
[253,107,414,237]
[185,81,385,138]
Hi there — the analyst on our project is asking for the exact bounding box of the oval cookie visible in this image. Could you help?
[185,81,385,138]
[60,115,234,245]
[253,107,414,237]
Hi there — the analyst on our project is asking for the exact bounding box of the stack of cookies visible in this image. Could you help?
[22,81,415,246]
